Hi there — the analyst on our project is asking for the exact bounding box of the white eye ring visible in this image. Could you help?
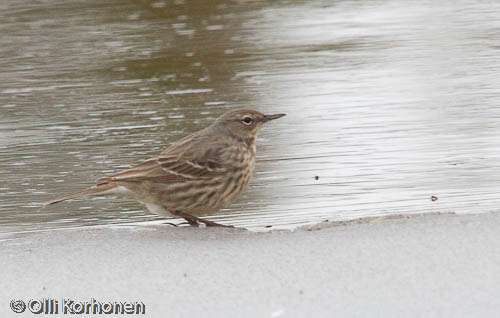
[242,116,253,125]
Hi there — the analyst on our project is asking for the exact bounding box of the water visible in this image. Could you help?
[2,0,500,238]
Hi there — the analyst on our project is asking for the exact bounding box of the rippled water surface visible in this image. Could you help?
[2,0,500,238]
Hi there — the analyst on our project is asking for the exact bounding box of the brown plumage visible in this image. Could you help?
[46,109,285,227]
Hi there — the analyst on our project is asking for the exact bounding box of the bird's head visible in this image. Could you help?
[213,109,286,142]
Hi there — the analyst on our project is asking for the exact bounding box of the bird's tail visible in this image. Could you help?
[45,182,117,206]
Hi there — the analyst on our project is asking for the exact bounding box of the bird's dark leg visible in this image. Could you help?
[196,216,234,228]
[178,213,200,227]
[169,211,199,227]
[171,211,233,228]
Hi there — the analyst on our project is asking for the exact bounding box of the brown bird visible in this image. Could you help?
[46,109,285,227]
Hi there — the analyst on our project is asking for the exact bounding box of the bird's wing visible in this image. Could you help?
[96,159,174,184]
[97,141,228,185]
[157,146,227,180]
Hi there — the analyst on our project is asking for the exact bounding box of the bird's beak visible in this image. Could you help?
[263,113,286,122]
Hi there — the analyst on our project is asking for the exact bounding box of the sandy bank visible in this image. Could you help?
[1,212,499,317]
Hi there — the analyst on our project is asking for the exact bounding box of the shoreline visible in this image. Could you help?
[2,212,499,317]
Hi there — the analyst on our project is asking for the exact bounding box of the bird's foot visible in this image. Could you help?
[185,219,200,227]
[196,217,234,228]
[172,211,233,228]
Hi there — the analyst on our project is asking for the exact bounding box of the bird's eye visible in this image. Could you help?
[242,116,253,125]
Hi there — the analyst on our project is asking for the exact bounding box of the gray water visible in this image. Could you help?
[2,0,500,238]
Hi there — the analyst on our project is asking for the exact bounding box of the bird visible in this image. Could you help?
[46,109,286,227]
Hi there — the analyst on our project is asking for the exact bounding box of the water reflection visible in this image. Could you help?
[2,0,500,238]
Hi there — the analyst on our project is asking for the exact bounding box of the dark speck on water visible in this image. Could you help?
[1,0,500,238]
